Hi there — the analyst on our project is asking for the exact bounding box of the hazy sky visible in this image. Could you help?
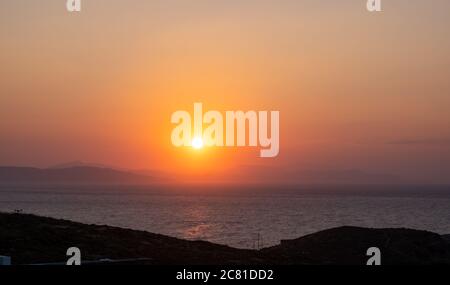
[1,0,450,183]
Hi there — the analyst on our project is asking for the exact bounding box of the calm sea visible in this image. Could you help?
[1,184,450,249]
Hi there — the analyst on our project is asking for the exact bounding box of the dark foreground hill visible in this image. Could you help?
[0,213,449,265]
[261,226,450,265]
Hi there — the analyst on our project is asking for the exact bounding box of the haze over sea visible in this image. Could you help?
[1,184,450,249]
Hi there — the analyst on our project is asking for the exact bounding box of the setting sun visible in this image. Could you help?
[192,137,204,149]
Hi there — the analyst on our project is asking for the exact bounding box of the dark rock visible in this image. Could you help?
[1,213,449,265]
[261,226,450,265]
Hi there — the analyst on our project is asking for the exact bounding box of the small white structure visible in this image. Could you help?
[0,256,11,265]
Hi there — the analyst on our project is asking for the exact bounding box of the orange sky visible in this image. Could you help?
[1,1,450,184]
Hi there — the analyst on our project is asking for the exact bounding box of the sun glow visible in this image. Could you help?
[192,137,204,149]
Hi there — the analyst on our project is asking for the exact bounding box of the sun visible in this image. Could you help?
[191,137,204,149]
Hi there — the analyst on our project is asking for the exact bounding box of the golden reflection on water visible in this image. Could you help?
[180,205,213,240]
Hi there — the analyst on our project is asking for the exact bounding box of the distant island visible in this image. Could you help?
[0,166,159,185]
[1,213,449,265]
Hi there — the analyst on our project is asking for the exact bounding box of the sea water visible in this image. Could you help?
[1,184,449,249]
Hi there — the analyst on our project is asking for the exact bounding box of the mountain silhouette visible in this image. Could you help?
[49,161,122,170]
[0,166,157,184]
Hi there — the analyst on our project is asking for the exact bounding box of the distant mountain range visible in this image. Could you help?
[0,161,405,185]
[0,165,160,185]
[49,161,124,170]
